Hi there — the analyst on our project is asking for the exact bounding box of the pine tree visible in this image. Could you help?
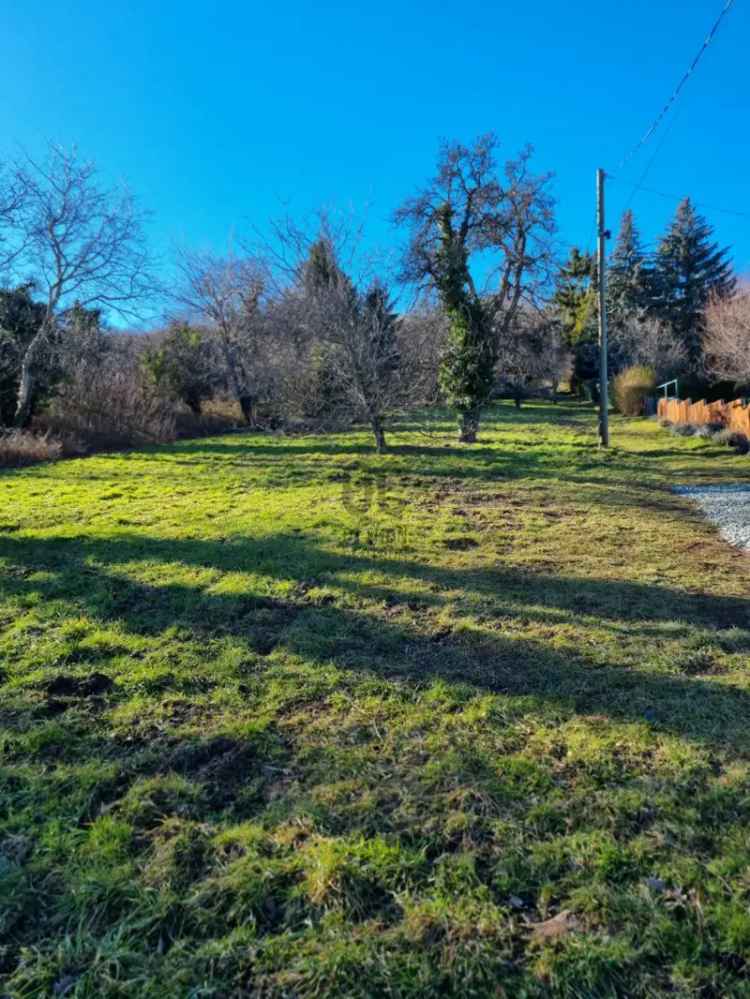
[607,210,650,328]
[652,198,735,371]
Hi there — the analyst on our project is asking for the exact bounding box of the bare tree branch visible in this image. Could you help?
[703,282,750,387]
[0,144,159,425]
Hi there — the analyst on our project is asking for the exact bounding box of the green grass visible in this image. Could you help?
[2,400,750,997]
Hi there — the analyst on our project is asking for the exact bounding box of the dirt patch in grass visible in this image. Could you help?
[45,672,114,697]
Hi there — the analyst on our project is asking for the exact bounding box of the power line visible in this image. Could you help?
[623,102,684,210]
[614,0,735,174]
[609,175,750,221]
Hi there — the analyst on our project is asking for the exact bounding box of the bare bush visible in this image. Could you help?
[610,313,686,383]
[703,283,750,387]
[0,428,62,467]
[42,338,175,448]
[173,397,245,438]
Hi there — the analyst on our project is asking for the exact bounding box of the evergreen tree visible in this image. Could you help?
[0,285,47,425]
[300,238,401,452]
[652,198,735,371]
[607,210,650,329]
[554,248,596,347]
[143,323,216,416]
[553,248,598,392]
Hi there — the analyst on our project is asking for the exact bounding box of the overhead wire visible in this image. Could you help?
[613,0,735,176]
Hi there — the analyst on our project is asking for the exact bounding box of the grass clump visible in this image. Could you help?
[613,365,656,416]
[3,400,750,994]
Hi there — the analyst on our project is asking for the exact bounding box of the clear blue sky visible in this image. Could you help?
[3,0,748,296]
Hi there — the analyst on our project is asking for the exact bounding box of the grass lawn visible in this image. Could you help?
[3,401,750,997]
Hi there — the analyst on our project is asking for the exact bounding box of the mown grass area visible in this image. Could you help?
[2,400,750,997]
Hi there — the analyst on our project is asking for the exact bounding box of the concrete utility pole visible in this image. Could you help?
[596,167,610,447]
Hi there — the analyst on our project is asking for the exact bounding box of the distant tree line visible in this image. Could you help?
[0,140,745,457]
[555,199,738,397]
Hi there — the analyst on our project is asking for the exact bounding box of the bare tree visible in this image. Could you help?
[173,249,267,424]
[394,134,556,441]
[610,312,687,383]
[0,163,29,274]
[703,282,750,387]
[494,307,567,407]
[395,305,448,406]
[298,237,401,451]
[0,145,156,426]
[253,211,407,449]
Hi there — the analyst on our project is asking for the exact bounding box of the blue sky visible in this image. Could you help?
[3,0,748,299]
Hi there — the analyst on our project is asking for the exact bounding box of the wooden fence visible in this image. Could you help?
[658,396,750,435]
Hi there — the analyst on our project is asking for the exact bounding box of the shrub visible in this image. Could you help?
[672,423,696,437]
[713,429,735,447]
[174,397,245,439]
[694,424,713,438]
[713,429,750,453]
[613,365,656,417]
[658,418,673,428]
[729,432,750,455]
[42,357,175,449]
[0,429,63,468]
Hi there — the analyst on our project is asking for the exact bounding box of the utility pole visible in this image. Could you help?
[596,167,610,447]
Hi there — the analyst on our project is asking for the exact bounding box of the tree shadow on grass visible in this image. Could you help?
[3,530,750,749]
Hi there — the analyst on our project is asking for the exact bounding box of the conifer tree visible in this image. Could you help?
[553,248,598,391]
[652,198,735,371]
[607,210,650,329]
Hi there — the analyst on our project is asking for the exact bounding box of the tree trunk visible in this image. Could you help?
[370,415,387,453]
[239,394,255,426]
[514,393,523,409]
[14,330,46,428]
[459,406,481,443]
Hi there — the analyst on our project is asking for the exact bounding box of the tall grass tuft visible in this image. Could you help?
[613,365,656,417]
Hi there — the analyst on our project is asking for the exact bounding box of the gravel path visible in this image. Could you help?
[673,484,750,551]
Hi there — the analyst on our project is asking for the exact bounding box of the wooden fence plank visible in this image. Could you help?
[658,395,750,432]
